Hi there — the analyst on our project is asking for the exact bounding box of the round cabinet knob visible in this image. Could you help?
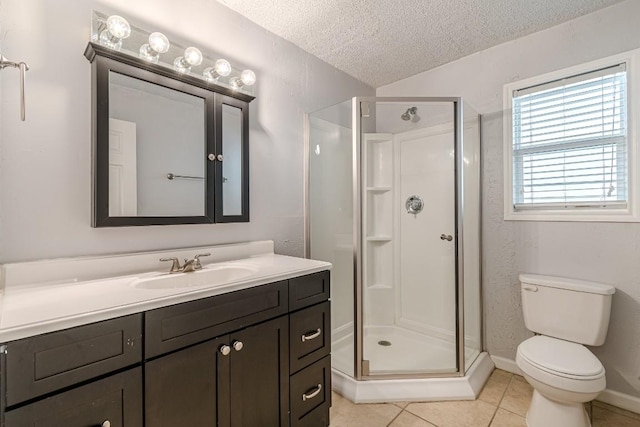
[102,421,111,427]
[216,154,223,162]
[232,340,243,352]
[219,344,231,356]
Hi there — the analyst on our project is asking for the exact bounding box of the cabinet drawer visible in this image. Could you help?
[5,367,142,427]
[290,301,330,373]
[145,280,288,358]
[290,355,331,427]
[289,271,330,311]
[5,314,142,407]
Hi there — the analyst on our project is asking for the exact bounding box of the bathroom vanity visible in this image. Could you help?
[0,241,331,426]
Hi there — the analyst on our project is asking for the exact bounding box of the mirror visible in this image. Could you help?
[85,43,252,227]
[109,72,206,217]
[222,104,242,216]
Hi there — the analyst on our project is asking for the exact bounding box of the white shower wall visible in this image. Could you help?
[395,126,456,339]
[363,126,457,341]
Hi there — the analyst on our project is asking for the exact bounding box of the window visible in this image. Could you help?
[504,51,639,221]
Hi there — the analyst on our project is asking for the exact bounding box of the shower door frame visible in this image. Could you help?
[304,96,475,381]
[353,97,466,380]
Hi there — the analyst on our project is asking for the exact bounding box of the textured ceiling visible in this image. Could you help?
[216,0,625,87]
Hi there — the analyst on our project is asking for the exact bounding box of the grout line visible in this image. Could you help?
[402,406,442,427]
[386,408,404,426]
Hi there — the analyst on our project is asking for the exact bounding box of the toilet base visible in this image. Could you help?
[527,389,590,427]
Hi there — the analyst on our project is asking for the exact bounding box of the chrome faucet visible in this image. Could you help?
[160,253,211,273]
[159,257,182,273]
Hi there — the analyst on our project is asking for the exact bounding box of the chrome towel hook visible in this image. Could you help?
[0,54,30,121]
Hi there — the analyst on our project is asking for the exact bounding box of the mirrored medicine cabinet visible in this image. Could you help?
[84,42,251,227]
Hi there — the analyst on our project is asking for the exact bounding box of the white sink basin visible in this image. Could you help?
[131,264,258,290]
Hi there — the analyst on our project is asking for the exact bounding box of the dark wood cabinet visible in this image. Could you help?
[145,337,229,426]
[145,316,289,427]
[0,270,330,427]
[4,367,142,427]
[229,316,289,427]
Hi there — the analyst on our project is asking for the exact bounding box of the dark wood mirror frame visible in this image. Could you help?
[84,42,253,227]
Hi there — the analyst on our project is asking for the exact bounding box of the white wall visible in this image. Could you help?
[0,0,373,262]
[378,0,640,398]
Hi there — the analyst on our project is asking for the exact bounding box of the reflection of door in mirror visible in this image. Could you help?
[222,104,243,216]
[109,118,137,216]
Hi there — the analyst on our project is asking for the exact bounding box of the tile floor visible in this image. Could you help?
[330,369,640,427]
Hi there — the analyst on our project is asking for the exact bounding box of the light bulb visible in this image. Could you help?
[203,59,232,82]
[149,32,170,53]
[99,15,131,50]
[139,32,170,63]
[174,47,202,73]
[106,15,131,39]
[240,69,256,86]
[230,70,257,90]
[184,47,203,66]
[214,59,232,77]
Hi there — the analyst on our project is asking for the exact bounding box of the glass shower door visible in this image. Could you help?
[357,98,460,377]
[307,100,355,377]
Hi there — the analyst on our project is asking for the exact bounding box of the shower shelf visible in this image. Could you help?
[366,236,391,242]
[366,187,392,193]
[363,133,394,325]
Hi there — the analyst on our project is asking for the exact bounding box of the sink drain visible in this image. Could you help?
[378,340,391,346]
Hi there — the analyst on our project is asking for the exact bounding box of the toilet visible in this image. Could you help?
[516,274,615,427]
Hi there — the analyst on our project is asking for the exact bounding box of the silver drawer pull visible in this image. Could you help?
[301,328,321,342]
[302,384,322,401]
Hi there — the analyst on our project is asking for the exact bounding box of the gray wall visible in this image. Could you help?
[0,0,374,262]
[378,0,640,398]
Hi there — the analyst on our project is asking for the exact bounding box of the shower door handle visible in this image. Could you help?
[440,234,453,241]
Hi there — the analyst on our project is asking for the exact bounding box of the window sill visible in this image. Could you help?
[504,209,640,222]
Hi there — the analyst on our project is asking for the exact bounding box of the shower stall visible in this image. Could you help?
[305,97,491,402]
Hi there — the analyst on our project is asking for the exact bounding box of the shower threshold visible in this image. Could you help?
[331,352,494,403]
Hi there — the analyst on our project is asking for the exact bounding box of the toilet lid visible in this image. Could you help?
[518,336,604,378]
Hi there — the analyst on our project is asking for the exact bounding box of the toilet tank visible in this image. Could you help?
[520,274,615,346]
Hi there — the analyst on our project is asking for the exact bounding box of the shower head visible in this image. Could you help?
[401,107,418,121]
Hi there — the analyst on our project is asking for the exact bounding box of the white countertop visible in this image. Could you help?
[0,241,331,342]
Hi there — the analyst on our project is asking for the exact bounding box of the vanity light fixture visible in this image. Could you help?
[203,58,232,82]
[91,11,257,95]
[139,32,170,63]
[230,69,257,89]
[99,15,131,51]
[173,47,203,73]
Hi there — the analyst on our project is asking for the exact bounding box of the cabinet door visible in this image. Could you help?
[4,367,142,427]
[145,336,230,427]
[229,316,289,427]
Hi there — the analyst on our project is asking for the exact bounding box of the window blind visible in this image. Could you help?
[512,63,628,210]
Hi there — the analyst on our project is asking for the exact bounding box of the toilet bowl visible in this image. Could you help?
[517,274,615,427]
[516,336,606,427]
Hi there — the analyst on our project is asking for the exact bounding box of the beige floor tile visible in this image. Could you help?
[392,401,410,409]
[479,369,513,406]
[489,408,527,427]
[330,392,402,427]
[594,401,640,421]
[593,405,640,427]
[499,376,532,417]
[389,411,437,427]
[406,400,497,427]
